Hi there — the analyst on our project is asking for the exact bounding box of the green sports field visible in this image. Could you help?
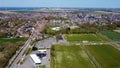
[86,45,120,68]
[0,38,27,43]
[65,34,110,42]
[101,30,120,41]
[51,45,94,68]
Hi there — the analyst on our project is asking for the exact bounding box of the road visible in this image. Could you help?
[8,19,47,68]
[9,36,33,68]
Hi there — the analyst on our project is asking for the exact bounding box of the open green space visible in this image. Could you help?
[86,45,120,68]
[39,65,45,68]
[65,34,110,42]
[101,30,120,41]
[51,45,94,68]
[65,34,100,42]
[96,33,110,42]
[0,38,27,43]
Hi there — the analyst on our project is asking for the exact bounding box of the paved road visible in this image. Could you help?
[9,36,33,68]
[19,57,35,68]
[8,20,47,68]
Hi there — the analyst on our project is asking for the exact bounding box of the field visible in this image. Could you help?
[101,30,120,41]
[0,38,27,43]
[51,45,94,68]
[96,33,110,42]
[39,65,45,68]
[86,45,120,68]
[65,34,110,42]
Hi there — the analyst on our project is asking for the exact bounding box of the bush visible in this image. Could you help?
[32,47,38,51]
[0,57,8,68]
[0,41,24,68]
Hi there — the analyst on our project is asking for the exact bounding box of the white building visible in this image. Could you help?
[30,54,41,64]
[51,27,61,31]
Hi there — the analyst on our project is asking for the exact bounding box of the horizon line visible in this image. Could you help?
[0,7,120,9]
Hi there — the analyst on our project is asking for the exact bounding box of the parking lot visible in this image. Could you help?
[19,37,56,68]
[20,49,50,68]
[35,37,56,49]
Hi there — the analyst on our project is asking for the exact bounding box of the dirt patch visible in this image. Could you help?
[114,30,120,33]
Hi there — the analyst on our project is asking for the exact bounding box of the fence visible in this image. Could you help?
[82,45,102,68]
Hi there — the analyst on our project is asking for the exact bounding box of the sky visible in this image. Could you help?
[0,0,120,8]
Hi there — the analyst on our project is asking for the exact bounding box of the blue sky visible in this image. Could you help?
[0,0,120,8]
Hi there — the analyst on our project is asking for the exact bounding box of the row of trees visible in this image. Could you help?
[43,25,98,35]
[43,21,120,35]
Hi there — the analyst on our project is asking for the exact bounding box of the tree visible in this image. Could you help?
[0,57,8,68]
[32,46,38,51]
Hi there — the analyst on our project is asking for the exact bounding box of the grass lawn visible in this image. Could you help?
[65,34,110,42]
[96,33,111,42]
[86,45,120,68]
[0,38,27,43]
[51,45,94,68]
[101,30,120,41]
[39,65,45,68]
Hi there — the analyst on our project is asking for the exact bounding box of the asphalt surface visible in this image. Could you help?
[20,37,56,68]
[20,49,50,68]
[36,37,56,49]
[9,36,33,68]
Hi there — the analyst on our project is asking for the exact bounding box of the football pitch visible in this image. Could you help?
[101,30,120,41]
[51,45,94,68]
[86,45,120,68]
[51,34,119,68]
[65,34,110,42]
